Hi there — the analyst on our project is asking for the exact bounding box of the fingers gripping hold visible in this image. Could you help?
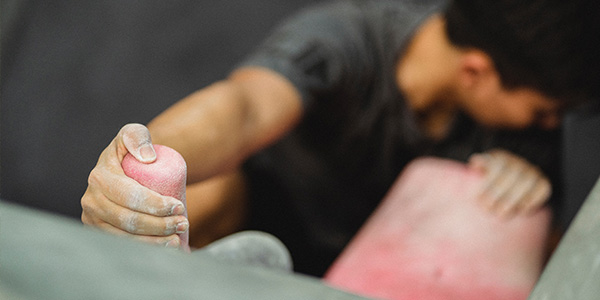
[469,149,552,218]
[122,144,190,251]
[81,124,188,249]
[95,221,184,249]
[86,162,183,217]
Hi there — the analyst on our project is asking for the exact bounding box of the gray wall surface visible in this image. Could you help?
[529,176,600,299]
[0,200,370,300]
[0,0,320,218]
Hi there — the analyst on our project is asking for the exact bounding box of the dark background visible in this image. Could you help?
[0,0,320,218]
[1,0,599,232]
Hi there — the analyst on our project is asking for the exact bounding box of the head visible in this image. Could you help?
[443,0,600,129]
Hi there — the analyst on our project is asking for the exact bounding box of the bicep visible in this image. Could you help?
[146,67,301,182]
[228,66,303,157]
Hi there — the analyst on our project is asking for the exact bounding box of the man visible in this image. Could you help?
[81,0,600,276]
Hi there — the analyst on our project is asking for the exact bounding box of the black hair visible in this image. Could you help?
[444,0,600,106]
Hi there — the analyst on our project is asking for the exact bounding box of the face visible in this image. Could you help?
[459,85,563,130]
[450,50,565,130]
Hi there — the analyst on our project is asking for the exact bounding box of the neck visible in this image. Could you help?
[396,15,461,140]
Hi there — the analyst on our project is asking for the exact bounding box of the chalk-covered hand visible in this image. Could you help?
[468,149,552,218]
[81,123,189,248]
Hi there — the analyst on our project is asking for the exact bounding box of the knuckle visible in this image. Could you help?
[152,200,172,217]
[87,168,102,187]
[133,191,173,217]
[81,195,98,218]
[81,213,92,225]
[123,187,149,211]
[119,212,139,234]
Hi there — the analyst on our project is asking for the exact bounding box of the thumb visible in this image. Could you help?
[118,123,156,163]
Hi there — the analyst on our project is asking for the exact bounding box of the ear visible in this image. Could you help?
[458,50,499,91]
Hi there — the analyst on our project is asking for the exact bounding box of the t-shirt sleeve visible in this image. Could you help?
[236,1,376,110]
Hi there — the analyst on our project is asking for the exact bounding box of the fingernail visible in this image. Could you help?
[165,239,180,248]
[176,220,189,234]
[170,203,185,216]
[139,144,156,162]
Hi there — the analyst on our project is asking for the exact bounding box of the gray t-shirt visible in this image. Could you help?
[239,0,560,276]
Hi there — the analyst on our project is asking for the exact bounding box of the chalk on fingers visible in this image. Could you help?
[122,144,190,252]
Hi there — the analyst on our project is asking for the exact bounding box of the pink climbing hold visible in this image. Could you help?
[324,157,551,300]
[122,144,190,252]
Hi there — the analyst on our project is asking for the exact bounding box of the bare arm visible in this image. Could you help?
[81,66,302,247]
[186,170,248,249]
[149,67,303,184]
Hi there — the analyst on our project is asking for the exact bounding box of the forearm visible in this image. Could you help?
[148,67,303,184]
[186,170,247,248]
[147,81,249,182]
